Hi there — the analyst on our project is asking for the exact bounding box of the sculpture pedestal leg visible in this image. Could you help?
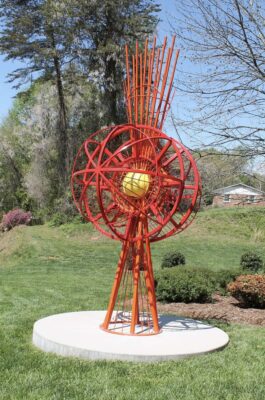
[101,216,160,335]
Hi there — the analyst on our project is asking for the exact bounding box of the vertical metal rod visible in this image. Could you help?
[102,219,133,330]
[154,36,176,129]
[142,38,149,134]
[148,47,161,127]
[125,44,133,124]
[102,239,131,329]
[135,41,139,125]
[152,35,168,131]
[153,46,172,128]
[156,36,168,91]
[139,52,144,126]
[143,217,160,333]
[144,38,156,126]
[160,49,180,129]
[132,54,135,125]
[130,217,142,334]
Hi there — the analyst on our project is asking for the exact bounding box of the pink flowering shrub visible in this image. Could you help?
[2,209,32,231]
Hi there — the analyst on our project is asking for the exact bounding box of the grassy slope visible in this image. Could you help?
[0,207,265,400]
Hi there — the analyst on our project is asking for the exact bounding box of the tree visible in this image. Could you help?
[23,79,108,213]
[0,77,104,214]
[171,0,265,158]
[0,0,74,189]
[69,0,161,123]
[0,0,160,192]
[195,147,252,205]
[0,98,33,211]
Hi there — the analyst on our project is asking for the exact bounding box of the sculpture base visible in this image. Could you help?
[32,311,229,362]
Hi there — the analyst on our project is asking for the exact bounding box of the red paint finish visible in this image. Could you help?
[71,37,201,335]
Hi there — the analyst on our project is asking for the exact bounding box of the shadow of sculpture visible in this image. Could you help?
[159,315,213,332]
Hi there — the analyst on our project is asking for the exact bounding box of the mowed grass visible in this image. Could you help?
[0,207,265,399]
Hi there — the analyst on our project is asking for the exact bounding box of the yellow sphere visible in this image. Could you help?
[122,172,150,198]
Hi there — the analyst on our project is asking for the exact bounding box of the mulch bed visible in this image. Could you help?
[157,294,265,326]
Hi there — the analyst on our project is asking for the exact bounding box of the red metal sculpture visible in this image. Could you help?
[71,37,201,335]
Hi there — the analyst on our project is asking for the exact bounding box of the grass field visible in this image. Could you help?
[1,207,265,399]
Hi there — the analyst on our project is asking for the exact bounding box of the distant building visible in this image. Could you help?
[212,183,265,207]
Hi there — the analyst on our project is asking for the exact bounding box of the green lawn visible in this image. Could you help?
[0,207,265,399]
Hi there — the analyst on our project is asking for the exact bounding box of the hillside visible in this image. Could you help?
[1,206,265,271]
[1,207,265,400]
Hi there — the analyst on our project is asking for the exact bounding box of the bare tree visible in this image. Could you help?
[171,0,265,157]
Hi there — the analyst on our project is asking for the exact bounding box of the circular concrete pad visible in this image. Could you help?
[33,311,229,362]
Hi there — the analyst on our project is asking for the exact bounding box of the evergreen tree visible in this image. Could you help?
[0,0,73,189]
[0,0,160,210]
[74,0,161,123]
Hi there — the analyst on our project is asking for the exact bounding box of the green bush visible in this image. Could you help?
[48,212,82,227]
[155,266,244,303]
[240,252,263,272]
[48,212,69,227]
[156,267,215,303]
[161,251,185,269]
[213,268,243,293]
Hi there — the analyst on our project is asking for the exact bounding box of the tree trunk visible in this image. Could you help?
[104,57,119,124]
[49,29,69,191]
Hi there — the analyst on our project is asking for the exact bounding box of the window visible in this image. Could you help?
[248,195,255,203]
[224,194,230,202]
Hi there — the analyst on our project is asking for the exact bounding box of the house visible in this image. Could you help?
[212,183,265,207]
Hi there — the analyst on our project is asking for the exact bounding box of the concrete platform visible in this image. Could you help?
[32,311,229,362]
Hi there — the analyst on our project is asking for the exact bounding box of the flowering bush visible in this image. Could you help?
[1,209,32,231]
[228,274,265,309]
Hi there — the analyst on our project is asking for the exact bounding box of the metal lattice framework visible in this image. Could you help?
[71,37,201,335]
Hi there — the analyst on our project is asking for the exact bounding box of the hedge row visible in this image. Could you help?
[155,267,241,304]
[155,266,265,309]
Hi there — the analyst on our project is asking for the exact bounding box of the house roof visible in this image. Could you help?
[213,183,265,195]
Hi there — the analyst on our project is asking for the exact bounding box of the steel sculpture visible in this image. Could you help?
[71,37,201,335]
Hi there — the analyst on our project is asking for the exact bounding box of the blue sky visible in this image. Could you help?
[0,1,176,124]
[0,56,22,121]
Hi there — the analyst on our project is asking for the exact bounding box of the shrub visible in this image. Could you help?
[213,268,243,294]
[1,209,32,231]
[48,212,84,227]
[161,251,186,269]
[48,212,69,227]
[240,252,263,272]
[228,275,265,308]
[156,267,215,303]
